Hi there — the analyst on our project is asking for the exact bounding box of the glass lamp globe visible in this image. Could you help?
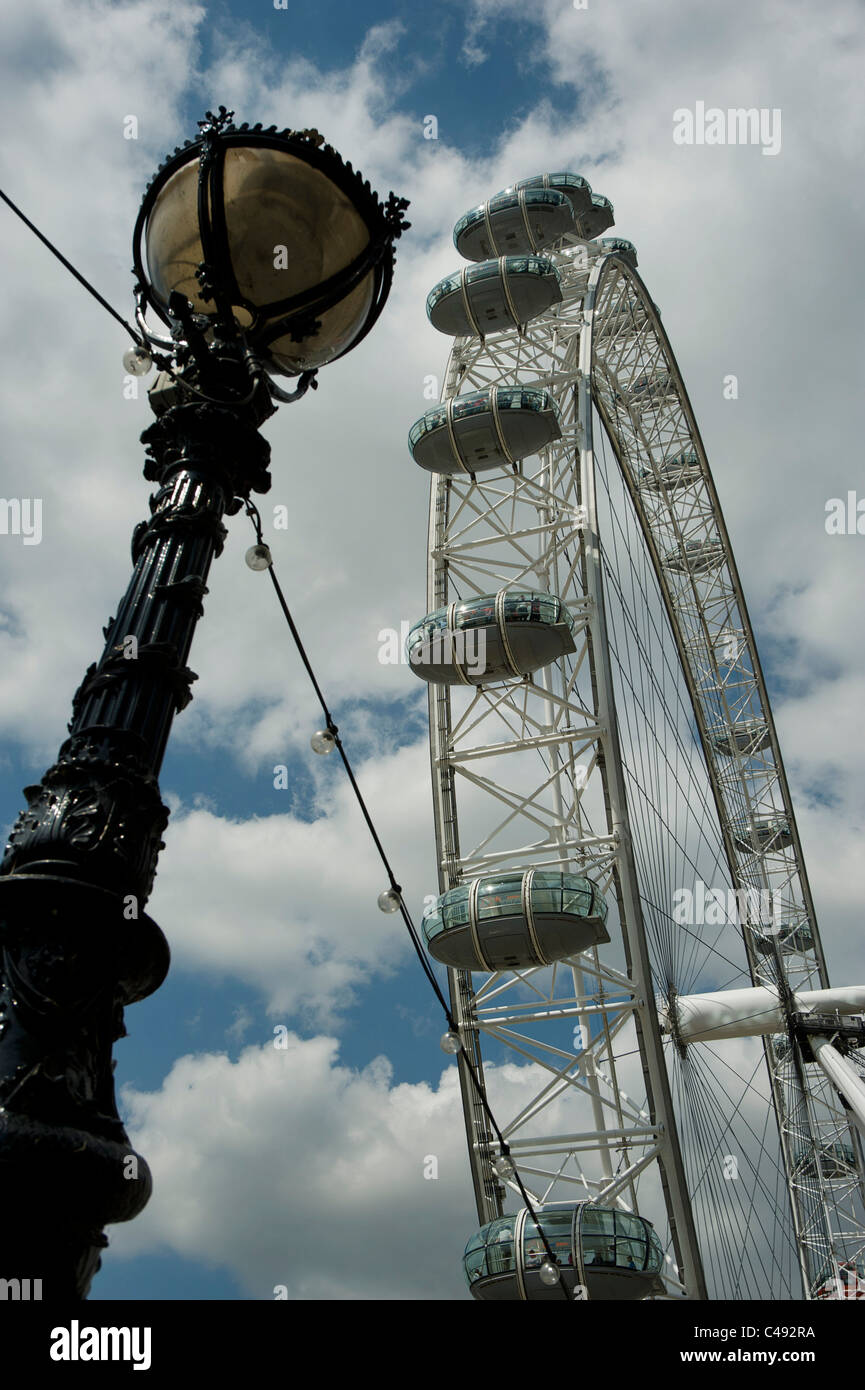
[539,1260,560,1287]
[133,115,409,379]
[493,1154,515,1180]
[377,888,401,913]
[440,1029,461,1055]
[144,149,372,373]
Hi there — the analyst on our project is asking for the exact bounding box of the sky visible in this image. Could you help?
[0,0,864,1302]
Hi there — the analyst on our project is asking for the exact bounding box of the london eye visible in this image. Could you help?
[405,173,865,1301]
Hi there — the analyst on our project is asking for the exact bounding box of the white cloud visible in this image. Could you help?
[112,1035,477,1299]
[6,0,861,805]
[109,1026,785,1300]
[149,738,437,1024]
[3,0,862,865]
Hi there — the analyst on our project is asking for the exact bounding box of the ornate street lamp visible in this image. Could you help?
[0,107,408,1299]
[132,106,408,385]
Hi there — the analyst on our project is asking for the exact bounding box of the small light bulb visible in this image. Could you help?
[245,543,272,571]
[539,1260,560,1286]
[440,1029,461,1055]
[377,888,401,913]
[123,346,153,376]
[493,1154,515,1180]
[311,729,336,755]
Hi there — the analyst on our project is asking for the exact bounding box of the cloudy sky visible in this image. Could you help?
[0,0,863,1301]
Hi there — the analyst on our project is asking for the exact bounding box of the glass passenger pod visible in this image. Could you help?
[453,188,575,262]
[709,718,771,756]
[753,921,815,957]
[405,588,578,687]
[422,869,610,971]
[598,237,638,269]
[464,1203,665,1302]
[426,255,562,337]
[407,385,563,477]
[638,449,703,493]
[731,816,794,855]
[662,538,726,575]
[795,1142,858,1181]
[576,193,615,240]
[508,171,594,220]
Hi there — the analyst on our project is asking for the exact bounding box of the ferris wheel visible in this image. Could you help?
[404,173,865,1301]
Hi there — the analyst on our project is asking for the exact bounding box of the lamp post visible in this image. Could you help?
[0,107,408,1299]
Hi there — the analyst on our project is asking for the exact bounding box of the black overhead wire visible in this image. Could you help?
[243,499,572,1296]
[0,184,261,410]
[0,184,144,347]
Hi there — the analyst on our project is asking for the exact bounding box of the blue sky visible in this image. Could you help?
[1,0,864,1301]
[197,0,572,153]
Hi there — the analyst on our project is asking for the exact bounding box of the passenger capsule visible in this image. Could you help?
[753,921,815,956]
[577,192,616,239]
[795,1142,857,1180]
[731,817,794,854]
[406,588,578,686]
[598,237,638,269]
[638,450,702,493]
[662,538,725,574]
[464,1203,665,1301]
[408,386,563,477]
[423,869,609,970]
[426,256,562,337]
[453,187,575,261]
[509,171,594,221]
[709,718,771,756]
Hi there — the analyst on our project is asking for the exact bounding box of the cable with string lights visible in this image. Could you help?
[243,498,575,1298]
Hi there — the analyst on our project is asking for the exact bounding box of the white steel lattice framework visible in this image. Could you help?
[422,223,865,1300]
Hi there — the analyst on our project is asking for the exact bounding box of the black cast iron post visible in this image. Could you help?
[0,361,274,1298]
